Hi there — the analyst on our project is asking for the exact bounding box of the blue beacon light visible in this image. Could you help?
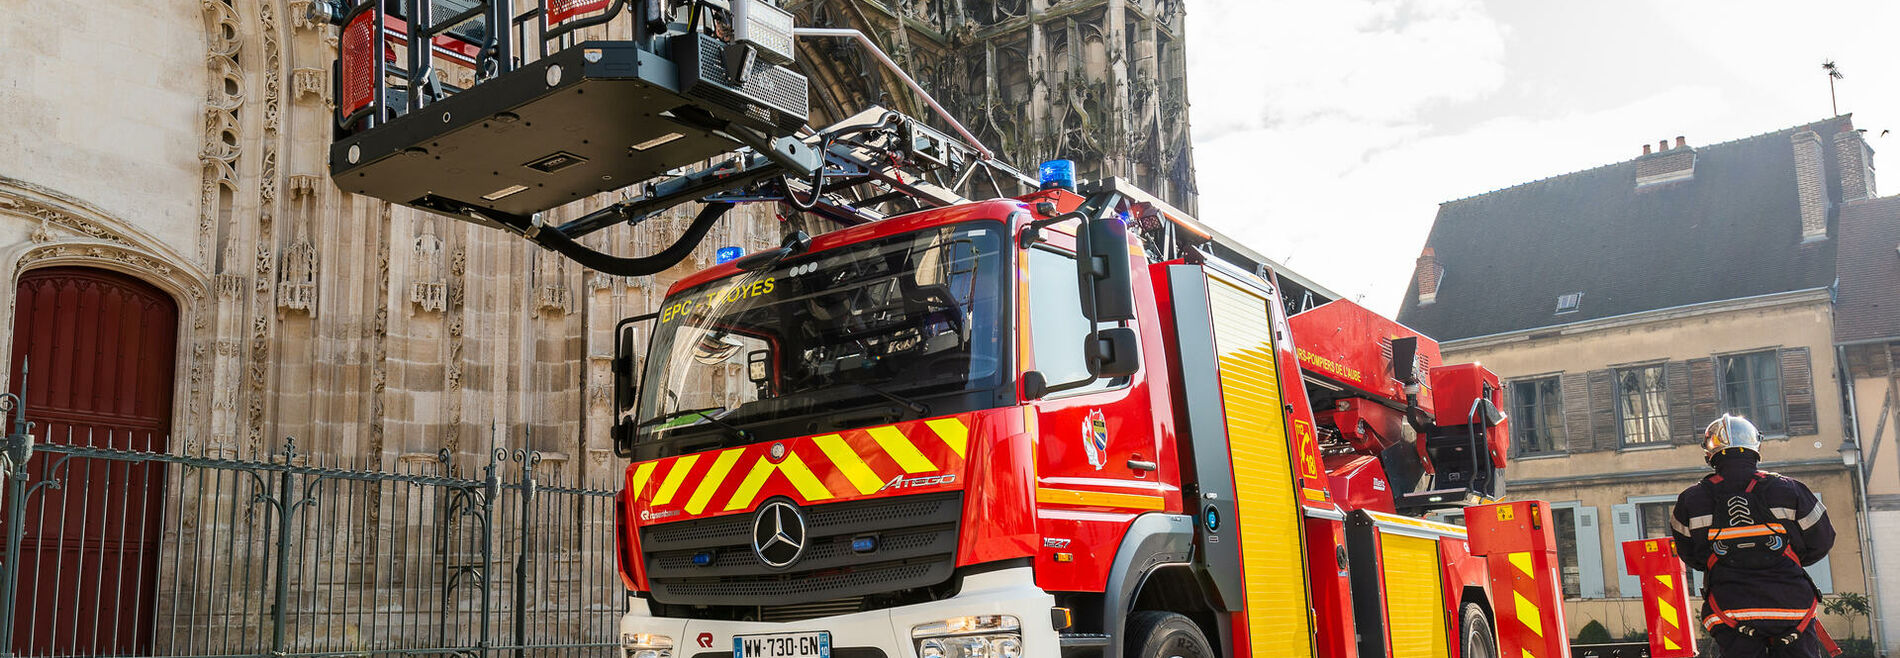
[715,246,743,264]
[1038,159,1075,191]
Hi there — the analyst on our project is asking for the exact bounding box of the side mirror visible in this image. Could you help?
[612,318,649,459]
[1077,217,1136,323]
[1088,327,1140,378]
[614,324,641,413]
[1021,371,1049,401]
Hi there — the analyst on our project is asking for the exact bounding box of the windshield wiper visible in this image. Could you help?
[842,382,930,416]
[640,407,754,443]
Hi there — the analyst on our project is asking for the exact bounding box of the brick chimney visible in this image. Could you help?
[1791,129,1830,241]
[1636,136,1696,186]
[1834,129,1876,200]
[1415,247,1441,306]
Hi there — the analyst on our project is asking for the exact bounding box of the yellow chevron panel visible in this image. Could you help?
[814,434,885,494]
[1658,596,1679,628]
[651,454,699,505]
[924,418,969,457]
[1205,274,1313,658]
[725,458,777,511]
[868,426,937,473]
[1514,590,1544,637]
[1382,533,1451,658]
[630,461,658,498]
[777,452,835,501]
[685,449,744,514]
[1510,551,1536,578]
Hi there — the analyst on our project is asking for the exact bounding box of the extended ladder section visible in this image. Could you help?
[320,0,1034,276]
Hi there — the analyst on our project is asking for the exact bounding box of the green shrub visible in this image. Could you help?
[1575,620,1613,645]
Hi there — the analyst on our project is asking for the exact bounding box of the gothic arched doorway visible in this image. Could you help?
[5,266,178,656]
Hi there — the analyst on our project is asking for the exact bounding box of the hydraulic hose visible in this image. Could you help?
[530,202,735,277]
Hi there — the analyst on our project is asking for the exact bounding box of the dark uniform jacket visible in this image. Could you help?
[1671,463,1834,630]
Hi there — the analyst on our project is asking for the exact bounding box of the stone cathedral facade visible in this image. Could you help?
[0,0,1195,484]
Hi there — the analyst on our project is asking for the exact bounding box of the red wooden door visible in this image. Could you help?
[5,267,177,657]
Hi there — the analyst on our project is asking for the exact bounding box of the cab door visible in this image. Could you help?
[1020,238,1167,592]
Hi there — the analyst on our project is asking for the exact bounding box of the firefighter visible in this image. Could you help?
[1671,414,1838,658]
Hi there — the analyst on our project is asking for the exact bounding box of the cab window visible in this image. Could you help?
[1027,246,1123,395]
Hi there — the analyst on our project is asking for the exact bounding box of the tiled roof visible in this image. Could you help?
[1397,116,1853,341]
[1834,195,1900,344]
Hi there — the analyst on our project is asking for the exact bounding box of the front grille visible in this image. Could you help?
[642,492,960,609]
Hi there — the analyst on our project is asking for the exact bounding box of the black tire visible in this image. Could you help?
[1461,602,1499,658]
[1126,611,1217,658]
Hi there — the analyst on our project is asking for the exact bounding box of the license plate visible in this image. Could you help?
[734,631,831,658]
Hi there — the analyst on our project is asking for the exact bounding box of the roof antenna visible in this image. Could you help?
[1822,60,1845,116]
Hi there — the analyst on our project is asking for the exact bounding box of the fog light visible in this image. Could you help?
[622,632,673,658]
[911,616,1020,658]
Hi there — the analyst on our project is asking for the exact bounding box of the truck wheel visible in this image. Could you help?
[1460,602,1498,658]
[1126,611,1215,658]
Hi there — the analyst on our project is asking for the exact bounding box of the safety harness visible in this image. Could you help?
[1696,473,1841,656]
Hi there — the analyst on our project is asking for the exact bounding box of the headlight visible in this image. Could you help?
[622,633,674,658]
[911,616,1020,658]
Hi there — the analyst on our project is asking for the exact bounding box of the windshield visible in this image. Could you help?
[634,221,1009,451]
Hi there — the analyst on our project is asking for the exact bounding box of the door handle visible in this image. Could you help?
[1127,458,1158,472]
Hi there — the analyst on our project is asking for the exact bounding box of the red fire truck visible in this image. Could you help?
[320,2,1574,658]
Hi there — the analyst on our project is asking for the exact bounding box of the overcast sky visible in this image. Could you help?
[1186,0,1899,316]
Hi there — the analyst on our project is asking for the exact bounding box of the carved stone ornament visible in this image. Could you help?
[278,221,318,313]
[292,67,326,104]
[410,220,447,312]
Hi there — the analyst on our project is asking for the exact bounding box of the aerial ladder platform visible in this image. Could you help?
[316,0,1336,306]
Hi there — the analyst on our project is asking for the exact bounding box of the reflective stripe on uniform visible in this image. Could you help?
[1798,502,1827,530]
[1687,514,1714,530]
[1707,523,1788,540]
[1771,507,1798,521]
[1672,515,1691,536]
[1702,607,1816,630]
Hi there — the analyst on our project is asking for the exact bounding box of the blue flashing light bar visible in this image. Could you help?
[715,246,743,264]
[1038,159,1075,191]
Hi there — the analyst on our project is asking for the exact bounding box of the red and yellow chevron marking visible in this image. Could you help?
[627,412,977,522]
[1622,538,1698,658]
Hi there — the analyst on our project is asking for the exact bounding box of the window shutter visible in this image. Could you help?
[1666,361,1695,444]
[1589,369,1617,451]
[1780,347,1818,436]
[1575,506,1606,599]
[1690,357,1718,434]
[1561,372,1592,452]
[1610,503,1640,596]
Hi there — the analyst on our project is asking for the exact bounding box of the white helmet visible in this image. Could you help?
[1703,414,1761,466]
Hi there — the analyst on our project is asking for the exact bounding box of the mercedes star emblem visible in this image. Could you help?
[752,500,807,568]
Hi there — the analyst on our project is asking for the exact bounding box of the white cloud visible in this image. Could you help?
[1186,0,1900,317]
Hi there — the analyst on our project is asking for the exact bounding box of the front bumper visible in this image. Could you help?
[618,567,1056,658]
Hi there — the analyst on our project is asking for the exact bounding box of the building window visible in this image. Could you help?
[1718,351,1785,434]
[1555,292,1583,314]
[1615,365,1669,446]
[1509,377,1565,455]
[1635,501,1672,540]
[1554,506,1581,598]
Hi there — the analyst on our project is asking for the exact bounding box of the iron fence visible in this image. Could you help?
[0,404,622,658]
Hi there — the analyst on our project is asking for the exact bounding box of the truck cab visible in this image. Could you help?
[607,180,1562,658]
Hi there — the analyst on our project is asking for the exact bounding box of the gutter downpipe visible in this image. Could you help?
[1839,343,1886,656]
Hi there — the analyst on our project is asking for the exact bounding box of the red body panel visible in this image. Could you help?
[1287,299,1442,419]
[1467,501,1571,658]
[1305,517,1359,658]
[1429,364,1510,468]
[1623,539,1698,658]
[1325,454,1397,515]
